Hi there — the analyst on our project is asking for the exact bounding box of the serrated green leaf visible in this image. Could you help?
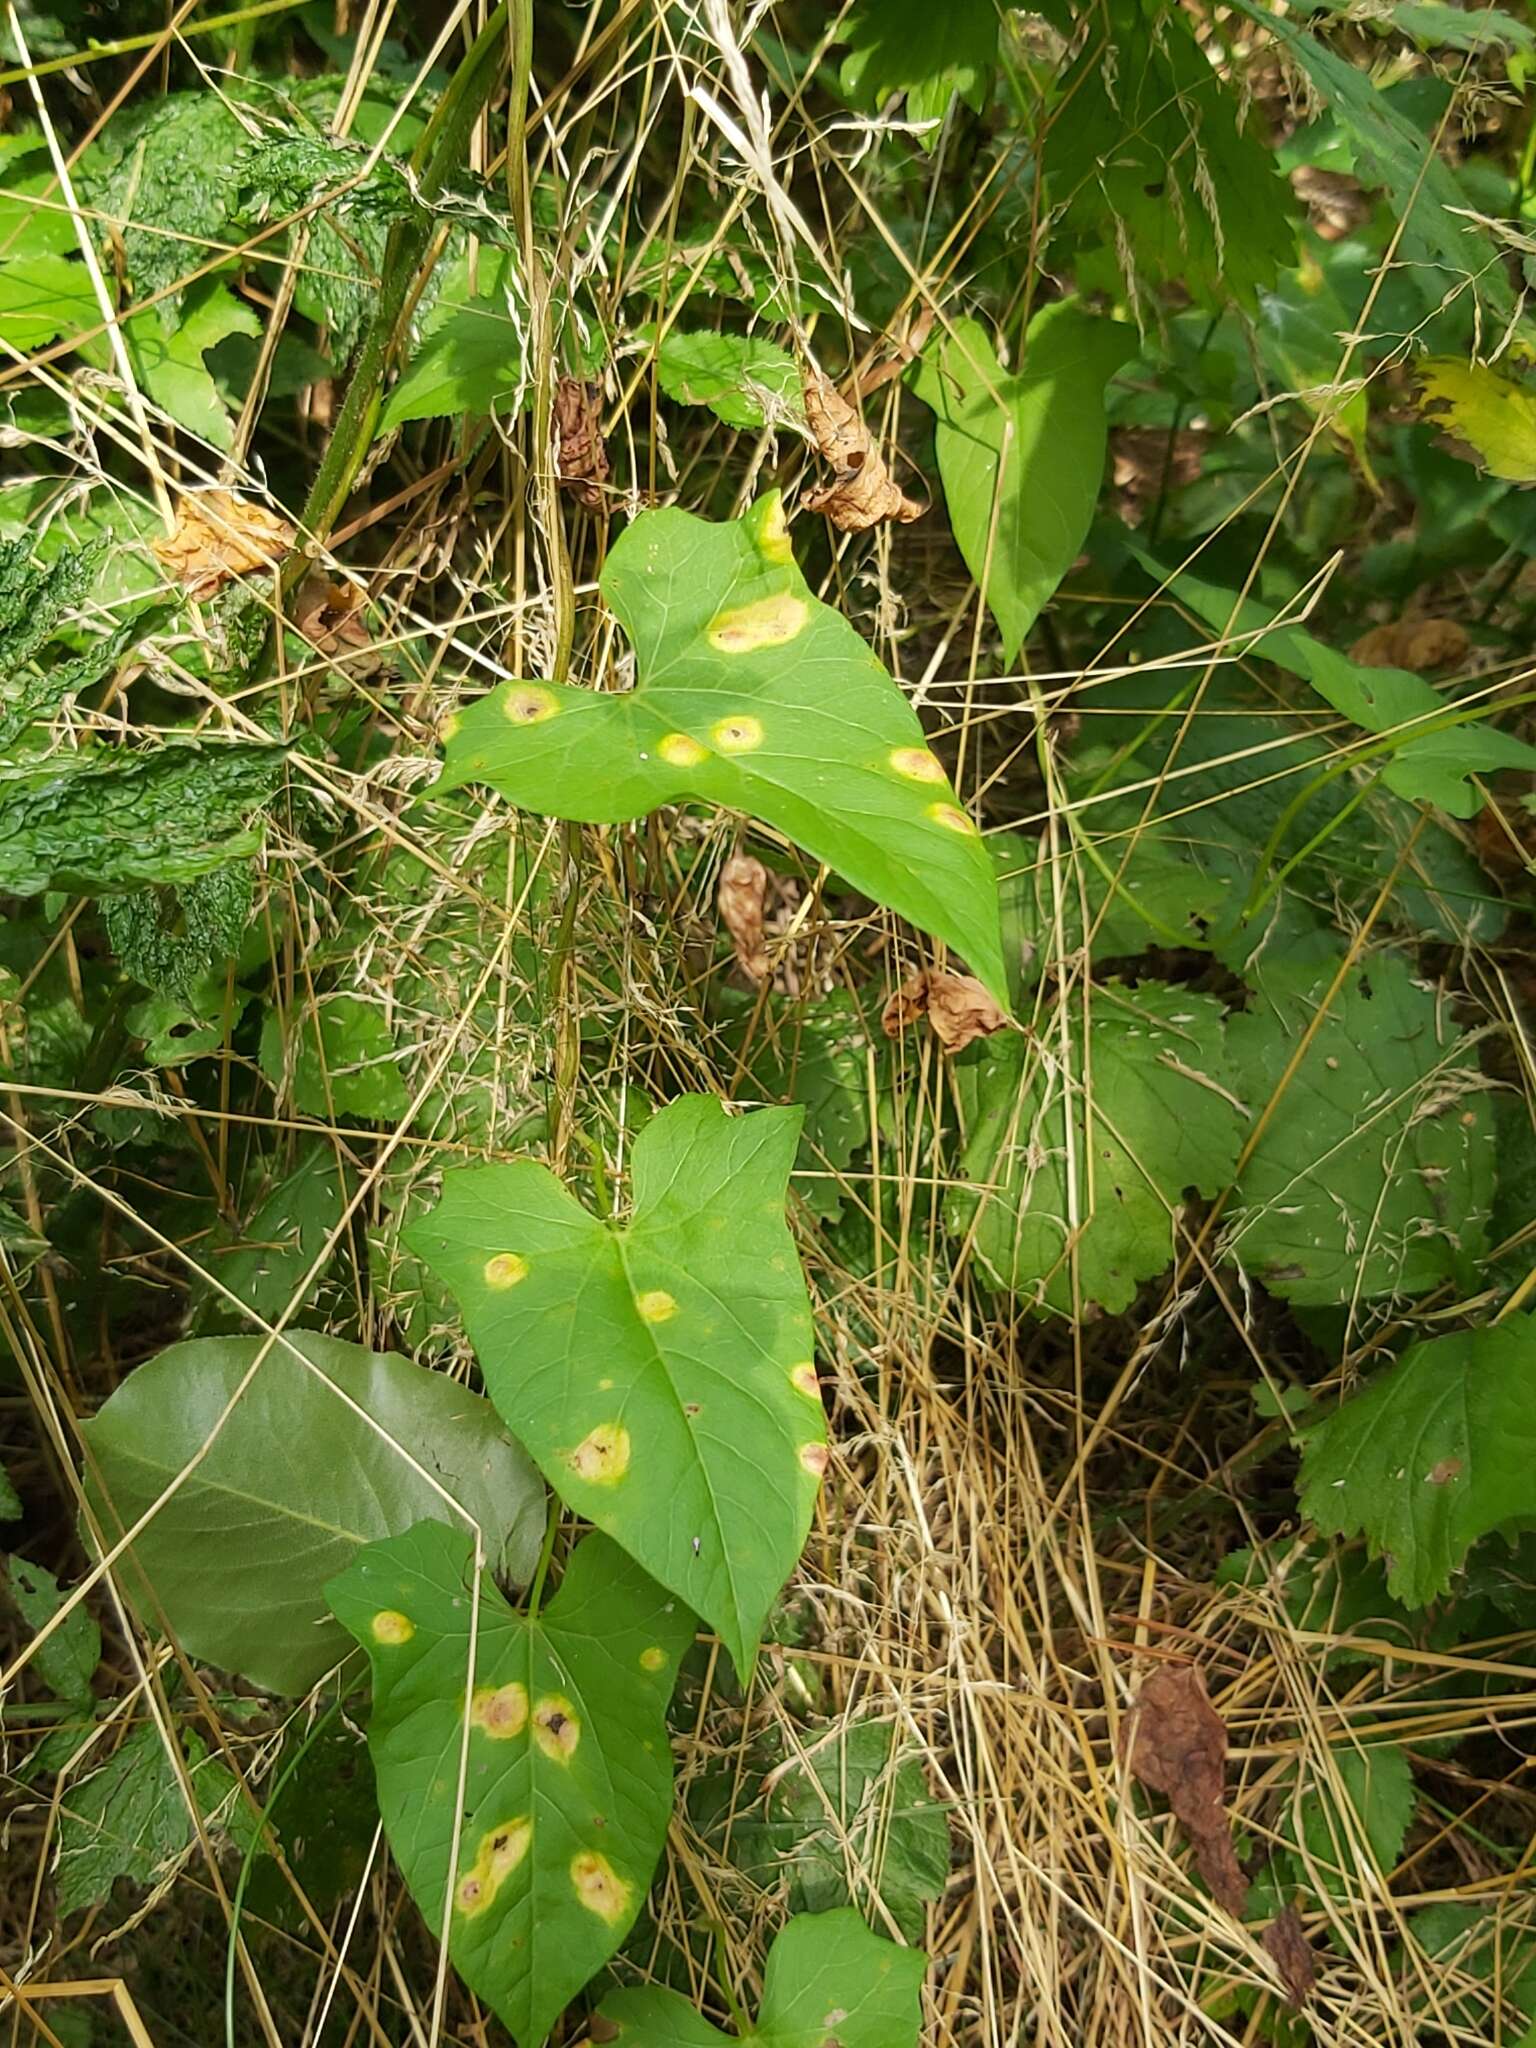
[54,1722,251,1915]
[1416,358,1536,484]
[1048,0,1298,308]
[1288,1742,1416,1894]
[438,493,1008,1008]
[1225,959,1494,1304]
[6,1556,100,1703]
[259,992,412,1124]
[104,862,253,1005]
[911,307,1134,661]
[405,1094,825,1677]
[720,989,874,1223]
[1232,0,1516,330]
[650,329,803,430]
[0,742,285,897]
[596,1908,928,2047]
[1299,1316,1536,1607]
[80,1332,545,1693]
[948,981,1244,1315]
[838,0,998,138]
[380,247,526,429]
[326,1520,692,2048]
[1406,1903,1536,2043]
[1126,543,1536,817]
[128,278,260,451]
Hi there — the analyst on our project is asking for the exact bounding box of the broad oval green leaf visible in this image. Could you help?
[81,1332,544,1693]
[326,1520,692,2048]
[404,1094,825,1677]
[436,492,1007,1009]
[911,307,1135,662]
[649,329,804,430]
[596,1908,927,2047]
[1299,1316,1536,1606]
[1225,959,1494,1304]
[948,982,1245,1316]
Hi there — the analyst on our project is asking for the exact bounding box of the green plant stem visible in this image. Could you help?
[523,1498,562,1623]
[284,2,516,583]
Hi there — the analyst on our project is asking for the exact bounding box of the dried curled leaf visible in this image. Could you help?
[152,490,294,601]
[1262,1905,1317,2008]
[1290,165,1372,241]
[555,376,610,511]
[1125,1663,1247,1914]
[718,852,770,982]
[1348,617,1470,673]
[295,575,375,661]
[802,368,924,532]
[881,968,1009,1053]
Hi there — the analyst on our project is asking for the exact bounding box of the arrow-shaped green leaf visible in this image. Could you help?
[435,492,1007,1008]
[326,1521,692,2048]
[594,1908,928,2046]
[404,1095,826,1677]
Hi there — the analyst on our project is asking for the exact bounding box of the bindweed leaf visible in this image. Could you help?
[595,1907,927,2046]
[327,1521,692,2048]
[1300,1316,1536,1606]
[436,492,1007,1008]
[81,1333,544,1693]
[405,1094,825,1677]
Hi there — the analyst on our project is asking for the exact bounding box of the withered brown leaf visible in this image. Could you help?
[1348,617,1469,673]
[555,376,610,511]
[152,490,294,602]
[881,969,1009,1053]
[1125,1663,1248,1915]
[1262,1906,1316,2008]
[718,853,770,982]
[802,368,924,532]
[295,574,374,659]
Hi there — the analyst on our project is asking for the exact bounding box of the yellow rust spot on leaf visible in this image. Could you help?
[799,1441,830,1479]
[757,495,794,565]
[469,1681,529,1739]
[707,592,807,655]
[440,712,461,744]
[503,683,559,726]
[889,746,947,784]
[636,1288,677,1324]
[571,1850,631,1925]
[455,1816,533,1916]
[483,1252,529,1290]
[569,1423,631,1485]
[640,1646,667,1672]
[710,714,765,753]
[658,731,708,768]
[927,801,978,836]
[790,1362,820,1399]
[371,1609,414,1646]
[533,1695,581,1762]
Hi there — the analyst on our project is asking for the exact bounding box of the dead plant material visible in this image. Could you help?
[1349,617,1470,672]
[1112,428,1208,523]
[1125,1662,1247,1914]
[295,574,375,661]
[802,368,925,531]
[1290,165,1373,241]
[152,490,294,601]
[882,969,1010,1053]
[555,377,610,511]
[718,854,770,983]
[1262,1907,1317,2007]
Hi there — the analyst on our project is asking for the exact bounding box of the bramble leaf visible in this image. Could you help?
[596,1908,927,2047]
[948,982,1244,1315]
[650,328,803,429]
[837,0,998,138]
[1225,959,1493,1304]
[259,992,413,1123]
[81,1332,544,1693]
[55,1722,255,1914]
[1286,1742,1416,1895]
[911,307,1134,661]
[1300,1317,1536,1607]
[326,1520,692,2048]
[381,248,526,429]
[404,1094,825,1677]
[438,493,1007,1007]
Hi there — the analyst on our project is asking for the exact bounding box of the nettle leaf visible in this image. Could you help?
[260,992,413,1124]
[55,1721,254,1914]
[381,248,527,431]
[838,0,999,137]
[1129,545,1536,818]
[6,1556,101,1703]
[104,861,253,1004]
[597,1908,927,2047]
[948,982,1244,1315]
[81,1332,544,1693]
[911,307,1134,661]
[1225,959,1494,1304]
[1287,1743,1416,1895]
[128,278,260,452]
[326,1520,692,2048]
[405,1094,826,1677]
[0,742,285,896]
[438,492,1007,1007]
[1416,359,1536,484]
[1300,1316,1536,1607]
[1049,0,1298,308]
[650,328,804,430]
